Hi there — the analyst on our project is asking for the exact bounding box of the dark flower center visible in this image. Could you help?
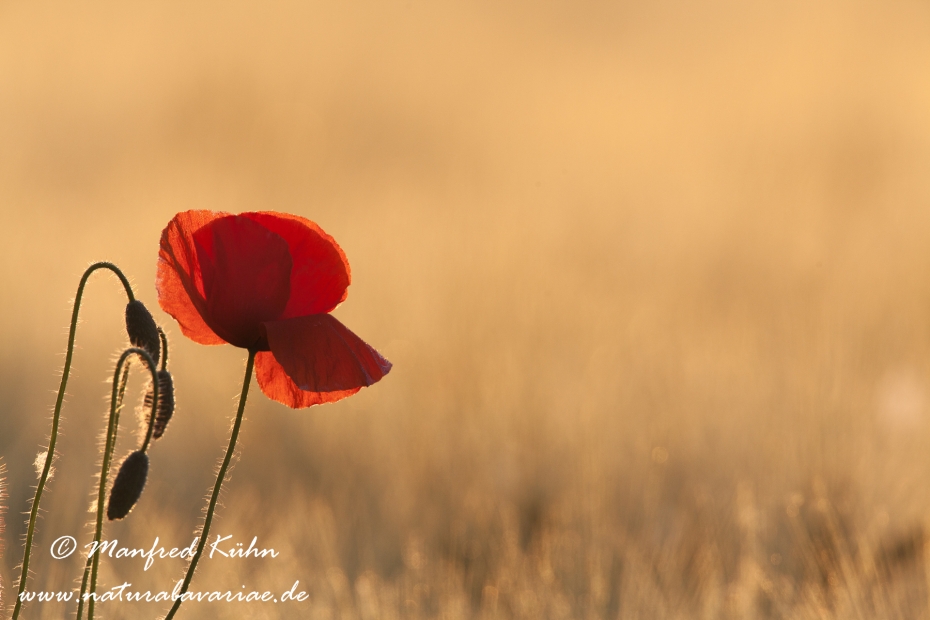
[193,215,292,349]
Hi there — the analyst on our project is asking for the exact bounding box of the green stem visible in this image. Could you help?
[115,363,132,415]
[164,350,256,620]
[73,362,128,620]
[10,262,133,620]
[76,347,157,620]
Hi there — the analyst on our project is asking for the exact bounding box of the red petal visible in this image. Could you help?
[241,212,351,317]
[255,314,392,408]
[255,352,362,408]
[193,215,293,348]
[157,210,229,345]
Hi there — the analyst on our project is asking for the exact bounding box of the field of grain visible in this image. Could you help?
[3,1,930,618]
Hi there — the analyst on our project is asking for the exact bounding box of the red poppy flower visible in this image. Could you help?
[157,210,391,408]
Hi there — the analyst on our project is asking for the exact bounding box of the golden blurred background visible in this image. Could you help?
[3,1,930,618]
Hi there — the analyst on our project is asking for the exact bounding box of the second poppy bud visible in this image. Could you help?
[143,370,175,439]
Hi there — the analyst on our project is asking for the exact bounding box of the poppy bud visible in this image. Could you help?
[125,300,160,365]
[106,451,149,520]
[143,370,175,439]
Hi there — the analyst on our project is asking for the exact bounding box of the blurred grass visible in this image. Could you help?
[3,0,930,618]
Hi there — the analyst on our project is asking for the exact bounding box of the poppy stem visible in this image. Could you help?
[72,361,129,618]
[10,262,134,620]
[163,350,256,620]
[75,347,158,620]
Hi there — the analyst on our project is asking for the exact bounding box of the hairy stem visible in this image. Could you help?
[163,350,256,620]
[76,348,157,620]
[73,361,129,620]
[11,262,133,620]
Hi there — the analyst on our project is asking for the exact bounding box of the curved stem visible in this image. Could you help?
[73,361,128,620]
[11,262,133,620]
[75,347,157,620]
[164,350,256,620]
[115,363,132,414]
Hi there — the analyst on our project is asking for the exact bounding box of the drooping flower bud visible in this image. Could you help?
[106,451,149,520]
[125,300,160,366]
[143,370,175,439]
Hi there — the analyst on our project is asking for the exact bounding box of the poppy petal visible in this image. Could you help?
[255,314,392,408]
[255,352,362,408]
[157,210,230,345]
[242,212,351,317]
[193,215,293,349]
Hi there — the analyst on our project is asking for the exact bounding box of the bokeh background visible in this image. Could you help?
[3,1,930,618]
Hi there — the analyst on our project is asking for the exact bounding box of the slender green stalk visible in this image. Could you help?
[75,348,158,620]
[115,364,132,414]
[164,350,256,620]
[73,361,129,620]
[11,262,133,620]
